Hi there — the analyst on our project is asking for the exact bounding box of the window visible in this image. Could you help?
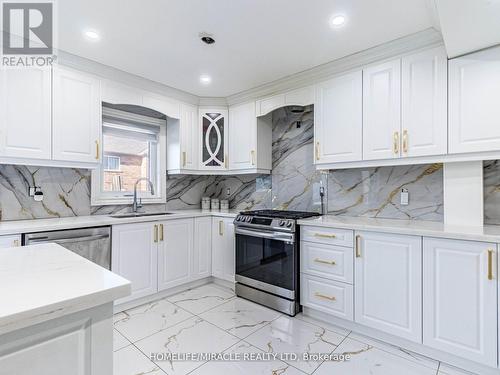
[91,106,166,206]
[103,155,121,171]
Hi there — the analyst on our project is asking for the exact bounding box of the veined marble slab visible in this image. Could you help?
[0,243,130,335]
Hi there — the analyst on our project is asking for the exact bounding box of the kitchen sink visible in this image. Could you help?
[110,212,174,218]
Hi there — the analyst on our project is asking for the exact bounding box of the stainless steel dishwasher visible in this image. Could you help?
[23,227,111,269]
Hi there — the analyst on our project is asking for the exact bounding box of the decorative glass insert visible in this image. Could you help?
[202,112,225,167]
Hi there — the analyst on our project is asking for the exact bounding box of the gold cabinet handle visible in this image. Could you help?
[251,150,255,166]
[488,249,494,280]
[224,154,228,169]
[314,292,336,301]
[13,239,19,247]
[219,220,224,236]
[314,233,336,239]
[154,225,158,243]
[95,140,100,160]
[402,130,408,154]
[393,132,399,155]
[315,142,320,161]
[159,224,164,241]
[314,258,336,266]
[355,235,361,258]
[182,151,187,167]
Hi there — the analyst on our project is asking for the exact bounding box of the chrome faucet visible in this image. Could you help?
[132,178,155,213]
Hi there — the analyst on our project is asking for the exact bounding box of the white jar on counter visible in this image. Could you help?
[201,197,211,211]
[211,198,220,211]
[220,200,229,212]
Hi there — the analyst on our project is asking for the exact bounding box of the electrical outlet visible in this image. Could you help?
[400,188,409,206]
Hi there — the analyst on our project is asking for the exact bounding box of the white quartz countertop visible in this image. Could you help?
[0,243,131,336]
[0,209,238,236]
[298,215,500,243]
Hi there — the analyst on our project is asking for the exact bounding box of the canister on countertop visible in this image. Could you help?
[220,200,229,212]
[201,197,211,211]
[211,198,220,211]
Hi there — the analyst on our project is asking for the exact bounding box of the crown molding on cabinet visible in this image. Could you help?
[56,50,199,106]
[198,97,228,107]
[226,28,444,106]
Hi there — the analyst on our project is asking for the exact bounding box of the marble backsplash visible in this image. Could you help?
[484,160,500,225]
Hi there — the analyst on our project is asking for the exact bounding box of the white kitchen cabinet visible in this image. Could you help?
[256,86,314,116]
[314,71,362,164]
[423,237,497,366]
[52,66,101,164]
[402,47,448,157]
[158,219,193,291]
[142,93,180,119]
[200,108,229,170]
[180,103,199,170]
[192,217,212,280]
[354,231,422,342]
[363,59,401,161]
[229,101,272,172]
[111,223,158,304]
[0,234,21,248]
[449,46,500,154]
[212,217,235,282]
[0,67,51,160]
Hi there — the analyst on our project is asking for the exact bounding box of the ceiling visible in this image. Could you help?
[57,0,435,97]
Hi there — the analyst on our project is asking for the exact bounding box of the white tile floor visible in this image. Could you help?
[113,283,476,375]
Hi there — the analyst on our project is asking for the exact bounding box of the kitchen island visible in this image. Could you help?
[0,243,130,375]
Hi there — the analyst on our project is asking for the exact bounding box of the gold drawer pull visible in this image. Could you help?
[95,140,100,160]
[159,224,164,241]
[355,235,361,258]
[251,150,255,166]
[182,151,187,167]
[314,233,336,239]
[402,129,408,154]
[154,225,158,243]
[314,292,336,301]
[219,221,224,236]
[393,131,399,155]
[314,258,336,266]
[315,142,320,161]
[488,249,494,280]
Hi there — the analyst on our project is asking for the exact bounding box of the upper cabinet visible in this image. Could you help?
[199,108,228,170]
[314,71,362,164]
[180,103,199,170]
[52,66,102,164]
[229,102,271,173]
[448,46,500,154]
[256,86,314,117]
[0,67,51,160]
[363,59,401,161]
[401,47,447,158]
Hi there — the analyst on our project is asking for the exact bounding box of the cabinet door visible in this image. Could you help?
[52,67,101,163]
[0,235,21,248]
[158,218,193,291]
[423,238,497,366]
[229,102,257,170]
[0,67,51,160]
[314,71,362,164]
[355,231,422,342]
[192,217,212,280]
[180,103,199,170]
[363,60,401,160]
[112,223,158,304]
[200,108,228,170]
[212,218,235,282]
[402,47,447,157]
[449,46,500,154]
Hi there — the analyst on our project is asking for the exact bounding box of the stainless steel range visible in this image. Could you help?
[233,209,321,316]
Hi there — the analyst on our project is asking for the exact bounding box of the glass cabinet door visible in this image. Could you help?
[200,109,227,169]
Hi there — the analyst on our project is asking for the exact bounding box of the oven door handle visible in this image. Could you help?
[235,227,295,243]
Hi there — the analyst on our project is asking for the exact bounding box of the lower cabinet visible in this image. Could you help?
[354,231,422,342]
[212,217,235,282]
[423,237,497,366]
[0,234,21,248]
[112,222,158,304]
[192,217,212,280]
[157,218,193,291]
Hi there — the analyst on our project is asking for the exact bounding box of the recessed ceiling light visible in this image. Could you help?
[199,75,212,85]
[84,30,100,41]
[330,14,346,28]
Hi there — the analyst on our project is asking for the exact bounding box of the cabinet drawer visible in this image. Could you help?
[300,241,353,283]
[301,226,353,247]
[300,274,353,321]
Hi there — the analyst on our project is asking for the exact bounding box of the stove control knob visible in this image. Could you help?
[279,220,286,226]
[286,222,293,228]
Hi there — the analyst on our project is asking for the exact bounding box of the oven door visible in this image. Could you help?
[235,227,296,299]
